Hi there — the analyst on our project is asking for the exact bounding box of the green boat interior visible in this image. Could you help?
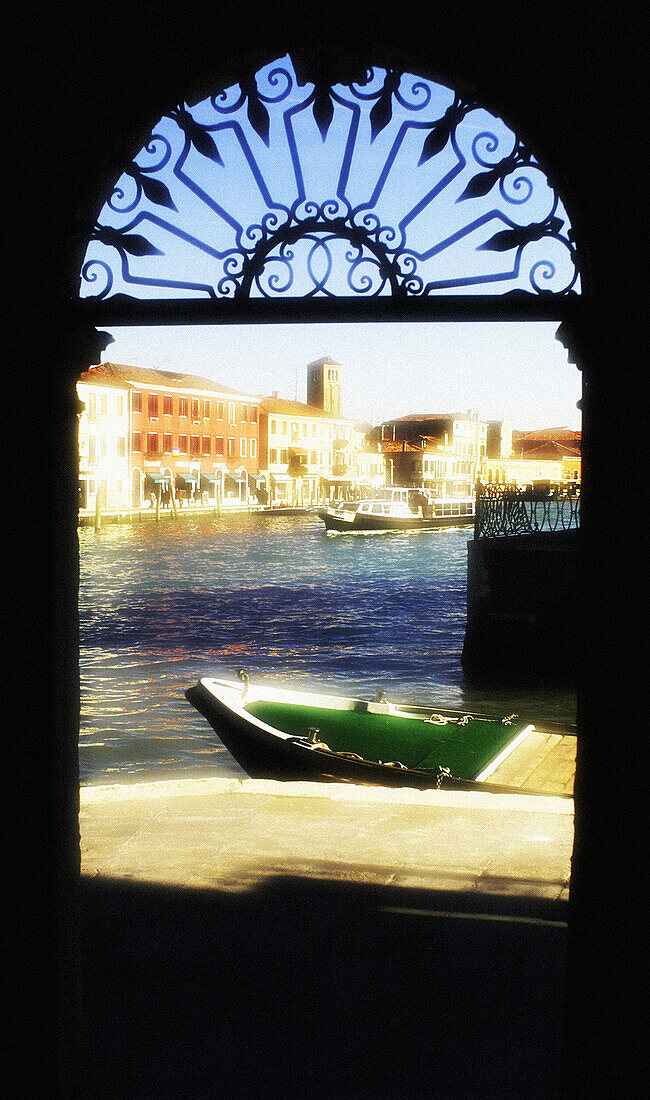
[243,701,527,779]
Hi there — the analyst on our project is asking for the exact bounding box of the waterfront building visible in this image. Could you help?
[78,363,261,509]
[77,377,131,513]
[349,440,386,495]
[484,425,581,487]
[376,413,488,497]
[258,395,370,504]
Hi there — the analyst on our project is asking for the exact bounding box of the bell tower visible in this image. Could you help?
[307,356,342,414]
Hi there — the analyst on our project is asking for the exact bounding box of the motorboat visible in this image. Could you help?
[317,495,475,533]
[184,673,557,794]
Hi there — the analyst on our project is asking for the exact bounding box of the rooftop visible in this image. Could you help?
[512,427,582,443]
[385,412,467,423]
[82,362,258,399]
[261,394,354,421]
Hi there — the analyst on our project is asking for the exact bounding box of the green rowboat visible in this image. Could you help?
[185,674,556,794]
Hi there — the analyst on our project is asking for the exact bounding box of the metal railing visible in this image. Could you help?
[475,482,580,538]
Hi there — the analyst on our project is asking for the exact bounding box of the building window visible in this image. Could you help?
[228,402,236,425]
[280,449,288,464]
[117,436,126,458]
[215,436,224,456]
[269,448,278,464]
[241,404,248,422]
[163,395,173,416]
[100,394,108,416]
[132,391,142,413]
[100,437,107,457]
[202,436,211,455]
[148,394,159,419]
[191,399,200,421]
[88,436,96,462]
[116,396,124,416]
[270,419,277,434]
[227,437,235,457]
[216,401,224,419]
[251,406,258,423]
[250,438,257,459]
[132,432,142,452]
[240,437,247,457]
[178,434,188,454]
[179,397,188,417]
[163,434,173,454]
[147,432,159,454]
[203,399,210,418]
[190,435,200,456]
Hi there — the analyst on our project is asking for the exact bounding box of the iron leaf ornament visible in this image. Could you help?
[170,104,223,164]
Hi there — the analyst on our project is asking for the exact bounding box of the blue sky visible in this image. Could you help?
[102,320,581,431]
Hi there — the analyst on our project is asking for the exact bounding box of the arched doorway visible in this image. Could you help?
[130,466,143,508]
[25,13,636,1098]
[78,50,583,697]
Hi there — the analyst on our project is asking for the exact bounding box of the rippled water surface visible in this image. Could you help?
[79,513,576,783]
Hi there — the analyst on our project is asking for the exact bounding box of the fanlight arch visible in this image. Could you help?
[80,54,580,303]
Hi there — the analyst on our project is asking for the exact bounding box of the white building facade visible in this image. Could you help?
[77,379,131,513]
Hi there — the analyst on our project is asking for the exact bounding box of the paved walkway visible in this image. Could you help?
[78,778,574,1097]
[80,777,573,903]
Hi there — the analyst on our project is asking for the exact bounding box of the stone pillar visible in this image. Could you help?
[50,319,114,1093]
[556,312,640,1094]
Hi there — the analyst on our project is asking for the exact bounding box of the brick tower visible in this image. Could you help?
[306,356,342,415]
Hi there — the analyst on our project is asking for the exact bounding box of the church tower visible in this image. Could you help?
[307,356,342,415]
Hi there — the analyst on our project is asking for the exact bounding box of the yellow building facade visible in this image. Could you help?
[259,397,381,504]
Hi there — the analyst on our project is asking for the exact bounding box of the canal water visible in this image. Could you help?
[79,512,577,784]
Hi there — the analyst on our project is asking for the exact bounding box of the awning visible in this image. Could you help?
[146,473,171,485]
[249,474,267,486]
[201,473,221,483]
[226,474,246,485]
[270,473,294,484]
[177,471,199,483]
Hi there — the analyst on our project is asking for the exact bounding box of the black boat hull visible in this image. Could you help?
[317,509,474,532]
[185,680,558,796]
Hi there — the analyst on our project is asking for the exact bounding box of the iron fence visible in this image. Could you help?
[475,482,580,538]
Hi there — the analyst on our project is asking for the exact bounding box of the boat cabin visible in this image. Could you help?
[355,500,414,517]
[378,487,475,517]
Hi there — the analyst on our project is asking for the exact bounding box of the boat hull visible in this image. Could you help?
[318,509,474,532]
[318,506,475,532]
[185,678,556,795]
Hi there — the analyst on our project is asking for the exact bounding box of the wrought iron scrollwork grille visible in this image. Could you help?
[80,54,580,303]
[475,483,581,539]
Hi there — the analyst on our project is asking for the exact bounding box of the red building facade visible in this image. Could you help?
[81,363,261,506]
